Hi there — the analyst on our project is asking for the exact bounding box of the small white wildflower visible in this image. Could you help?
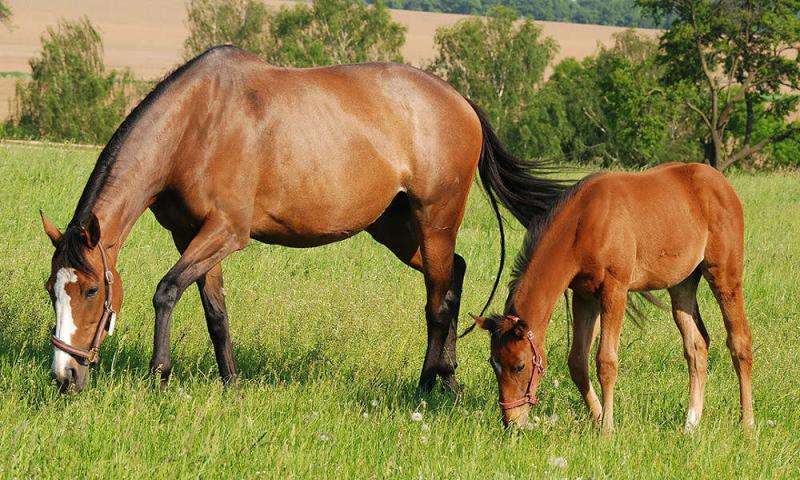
[420,435,428,444]
[531,415,541,425]
[767,419,776,427]
[319,432,332,442]
[422,423,431,432]
[525,422,537,431]
[411,411,423,422]
[548,456,568,469]
[362,412,369,419]
[371,400,379,408]
[552,379,560,388]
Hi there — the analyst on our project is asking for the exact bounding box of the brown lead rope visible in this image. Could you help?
[50,242,115,365]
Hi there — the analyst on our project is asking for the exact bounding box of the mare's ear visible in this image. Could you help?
[40,210,62,247]
[81,213,101,249]
[512,318,529,338]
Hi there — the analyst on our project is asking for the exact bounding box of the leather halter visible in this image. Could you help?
[50,242,115,365]
[498,317,545,410]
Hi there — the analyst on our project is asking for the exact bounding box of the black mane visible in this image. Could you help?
[505,172,603,311]
[62,45,242,273]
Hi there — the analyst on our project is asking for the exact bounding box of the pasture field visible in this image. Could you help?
[0,143,798,478]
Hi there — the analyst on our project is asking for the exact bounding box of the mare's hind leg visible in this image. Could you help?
[702,261,754,430]
[172,232,238,384]
[667,269,709,433]
[568,293,602,422]
[151,213,247,385]
[366,196,465,392]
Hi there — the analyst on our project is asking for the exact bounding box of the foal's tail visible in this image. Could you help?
[466,98,570,317]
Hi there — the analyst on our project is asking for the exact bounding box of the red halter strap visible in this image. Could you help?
[50,242,115,365]
[498,319,545,410]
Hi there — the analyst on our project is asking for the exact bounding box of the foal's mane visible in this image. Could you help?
[61,45,242,273]
[505,172,603,310]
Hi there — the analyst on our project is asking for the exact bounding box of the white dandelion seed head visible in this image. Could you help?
[411,411,423,422]
[422,423,431,432]
[532,415,541,425]
[362,412,369,419]
[525,422,536,431]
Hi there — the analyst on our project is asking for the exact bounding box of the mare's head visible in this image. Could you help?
[40,212,123,393]
[473,313,546,429]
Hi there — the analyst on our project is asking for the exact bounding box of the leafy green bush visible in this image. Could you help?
[183,0,406,66]
[3,17,138,144]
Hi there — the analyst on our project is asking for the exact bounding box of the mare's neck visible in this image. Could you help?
[508,215,580,346]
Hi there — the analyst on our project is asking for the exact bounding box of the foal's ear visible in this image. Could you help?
[511,318,529,338]
[470,313,493,332]
[40,210,61,247]
[80,213,101,249]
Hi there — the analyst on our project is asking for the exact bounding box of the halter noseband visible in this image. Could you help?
[498,317,545,410]
[50,242,115,365]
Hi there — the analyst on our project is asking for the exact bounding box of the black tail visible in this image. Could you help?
[466,98,570,319]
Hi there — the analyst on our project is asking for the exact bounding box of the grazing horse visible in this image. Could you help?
[41,45,567,393]
[471,163,754,433]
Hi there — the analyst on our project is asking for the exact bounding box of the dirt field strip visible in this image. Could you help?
[0,0,658,121]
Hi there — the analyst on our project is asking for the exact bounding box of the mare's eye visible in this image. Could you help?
[512,363,525,374]
[86,287,99,298]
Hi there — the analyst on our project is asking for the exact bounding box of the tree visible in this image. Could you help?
[268,0,406,66]
[183,0,271,60]
[638,0,800,170]
[0,0,11,27]
[184,0,406,66]
[546,30,703,167]
[429,7,558,158]
[6,17,138,144]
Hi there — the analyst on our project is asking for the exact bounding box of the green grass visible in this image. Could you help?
[0,143,798,478]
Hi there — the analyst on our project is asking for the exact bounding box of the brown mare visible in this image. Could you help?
[471,163,754,433]
[41,45,567,393]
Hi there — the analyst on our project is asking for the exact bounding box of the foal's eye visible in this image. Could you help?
[85,287,99,298]
[512,363,525,374]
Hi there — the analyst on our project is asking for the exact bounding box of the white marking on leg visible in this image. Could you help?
[52,267,78,375]
[684,407,700,433]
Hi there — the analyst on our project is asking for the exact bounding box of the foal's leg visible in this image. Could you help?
[171,232,238,384]
[151,213,247,385]
[702,264,754,430]
[667,270,709,433]
[596,281,628,434]
[568,294,602,422]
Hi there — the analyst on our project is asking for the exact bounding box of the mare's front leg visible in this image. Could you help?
[596,280,627,434]
[568,294,602,423]
[198,263,238,383]
[151,213,247,386]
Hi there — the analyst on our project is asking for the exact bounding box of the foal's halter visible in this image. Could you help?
[50,242,115,365]
[498,317,545,410]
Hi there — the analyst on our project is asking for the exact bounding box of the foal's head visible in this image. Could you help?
[41,212,123,393]
[473,314,546,428]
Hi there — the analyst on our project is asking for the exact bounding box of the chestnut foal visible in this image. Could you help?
[472,163,754,433]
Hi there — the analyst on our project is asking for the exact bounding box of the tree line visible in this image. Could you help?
[1,0,798,170]
[372,0,668,28]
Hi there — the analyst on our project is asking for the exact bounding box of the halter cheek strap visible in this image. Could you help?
[50,242,115,365]
[498,321,545,410]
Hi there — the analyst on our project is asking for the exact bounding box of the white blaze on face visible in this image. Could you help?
[52,267,78,375]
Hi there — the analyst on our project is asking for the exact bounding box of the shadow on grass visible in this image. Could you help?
[0,298,486,412]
